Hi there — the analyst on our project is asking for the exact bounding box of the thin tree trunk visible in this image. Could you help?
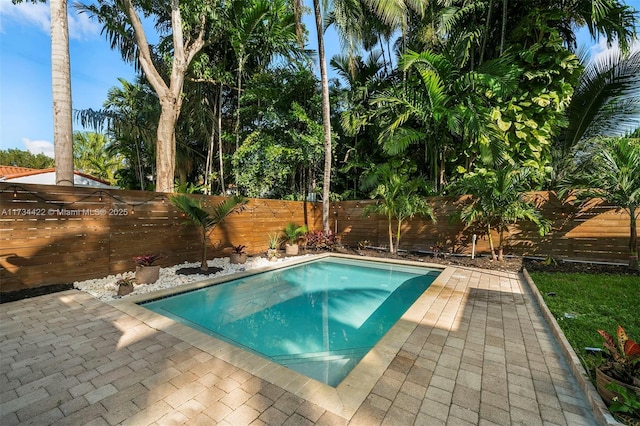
[51,0,74,186]
[396,219,403,253]
[313,0,332,232]
[498,226,505,261]
[388,215,395,254]
[500,0,507,55]
[205,119,215,194]
[629,206,638,270]
[201,228,209,271]
[235,60,243,163]
[135,139,145,190]
[218,84,225,195]
[487,223,497,261]
[379,39,389,76]
[479,0,493,64]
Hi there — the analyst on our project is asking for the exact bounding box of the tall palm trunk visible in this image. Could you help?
[313,0,332,232]
[50,0,74,186]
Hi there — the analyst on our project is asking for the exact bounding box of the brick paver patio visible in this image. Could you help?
[1,260,602,425]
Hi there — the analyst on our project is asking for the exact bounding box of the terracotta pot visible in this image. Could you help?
[135,265,160,284]
[596,366,640,407]
[229,253,247,264]
[285,244,299,255]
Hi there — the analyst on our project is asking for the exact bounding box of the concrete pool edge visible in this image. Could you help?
[108,253,448,419]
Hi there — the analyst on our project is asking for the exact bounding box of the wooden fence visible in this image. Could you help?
[334,192,634,262]
[0,183,321,293]
[1,183,635,294]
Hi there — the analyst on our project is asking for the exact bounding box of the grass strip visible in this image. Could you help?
[529,272,639,374]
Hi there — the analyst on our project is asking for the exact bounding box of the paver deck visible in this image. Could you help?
[1,261,601,425]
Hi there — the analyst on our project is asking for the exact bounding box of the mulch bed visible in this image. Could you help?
[335,247,639,276]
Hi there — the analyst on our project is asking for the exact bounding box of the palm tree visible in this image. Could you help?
[309,0,423,230]
[15,0,74,185]
[228,0,300,190]
[562,137,640,270]
[75,77,160,190]
[452,166,551,261]
[73,132,124,184]
[362,162,435,253]
[50,0,74,186]
[311,0,333,231]
[229,0,270,157]
[170,194,248,271]
[372,49,516,190]
[554,47,640,181]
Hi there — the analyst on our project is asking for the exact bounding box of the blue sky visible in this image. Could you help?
[0,0,636,158]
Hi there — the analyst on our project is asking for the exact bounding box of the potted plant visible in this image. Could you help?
[283,222,308,255]
[230,244,247,264]
[267,233,281,261]
[116,277,135,296]
[133,254,160,284]
[595,325,640,417]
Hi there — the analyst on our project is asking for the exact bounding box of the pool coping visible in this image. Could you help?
[109,253,449,419]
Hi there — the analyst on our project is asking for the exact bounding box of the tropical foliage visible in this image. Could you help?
[73,132,124,184]
[28,0,637,258]
[451,166,551,261]
[561,137,640,269]
[362,162,435,254]
[0,149,54,169]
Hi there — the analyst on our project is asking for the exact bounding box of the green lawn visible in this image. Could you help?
[529,272,640,375]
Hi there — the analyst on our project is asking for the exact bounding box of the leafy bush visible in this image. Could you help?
[305,230,335,250]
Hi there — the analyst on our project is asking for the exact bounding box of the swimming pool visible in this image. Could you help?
[141,256,440,386]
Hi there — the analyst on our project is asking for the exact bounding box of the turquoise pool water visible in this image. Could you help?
[141,257,440,386]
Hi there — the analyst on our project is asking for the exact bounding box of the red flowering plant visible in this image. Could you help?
[133,254,159,267]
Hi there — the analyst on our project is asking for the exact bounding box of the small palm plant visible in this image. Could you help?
[561,137,640,270]
[283,223,308,245]
[171,195,248,271]
[362,163,436,254]
[451,166,551,261]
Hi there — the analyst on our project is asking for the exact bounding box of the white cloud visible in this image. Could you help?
[68,9,100,40]
[23,138,55,158]
[0,0,99,40]
[0,0,49,34]
[589,36,640,63]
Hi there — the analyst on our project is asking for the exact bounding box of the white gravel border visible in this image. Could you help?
[73,255,310,302]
